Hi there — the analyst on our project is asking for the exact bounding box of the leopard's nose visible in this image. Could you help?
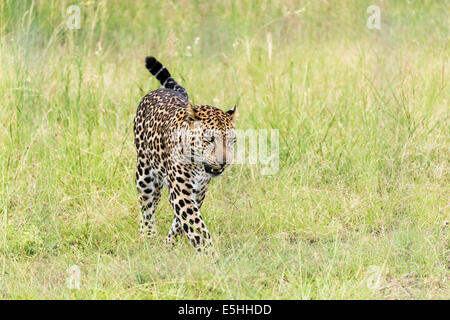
[216,153,233,165]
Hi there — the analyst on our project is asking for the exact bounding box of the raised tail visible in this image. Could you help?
[145,56,188,100]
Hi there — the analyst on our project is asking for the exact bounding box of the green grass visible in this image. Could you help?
[0,0,448,299]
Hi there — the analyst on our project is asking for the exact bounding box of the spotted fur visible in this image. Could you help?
[134,56,237,254]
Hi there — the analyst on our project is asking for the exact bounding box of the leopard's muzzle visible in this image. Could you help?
[204,164,225,177]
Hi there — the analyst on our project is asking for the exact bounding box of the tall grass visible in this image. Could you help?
[0,0,448,299]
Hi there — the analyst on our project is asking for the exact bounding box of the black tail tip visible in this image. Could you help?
[145,56,157,71]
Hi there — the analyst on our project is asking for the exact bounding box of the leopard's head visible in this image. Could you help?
[181,102,237,177]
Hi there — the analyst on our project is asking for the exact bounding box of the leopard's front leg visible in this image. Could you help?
[165,215,182,245]
[165,176,210,245]
[166,171,214,253]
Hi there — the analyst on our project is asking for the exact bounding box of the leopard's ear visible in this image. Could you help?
[226,104,237,122]
[185,102,198,121]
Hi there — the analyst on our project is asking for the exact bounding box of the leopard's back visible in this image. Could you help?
[134,88,188,173]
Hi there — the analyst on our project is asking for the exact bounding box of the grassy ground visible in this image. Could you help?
[0,0,448,299]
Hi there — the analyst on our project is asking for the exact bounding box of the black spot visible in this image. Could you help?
[182,212,187,219]
[138,181,146,188]
[179,199,185,208]
[187,208,193,215]
[144,176,153,184]
[182,189,191,196]
[183,223,188,233]
[175,204,180,214]
[176,177,185,183]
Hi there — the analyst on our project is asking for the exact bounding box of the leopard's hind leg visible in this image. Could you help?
[136,158,162,238]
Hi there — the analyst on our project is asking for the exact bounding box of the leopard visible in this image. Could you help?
[133,56,237,254]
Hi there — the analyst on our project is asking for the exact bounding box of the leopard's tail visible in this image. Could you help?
[145,56,188,100]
